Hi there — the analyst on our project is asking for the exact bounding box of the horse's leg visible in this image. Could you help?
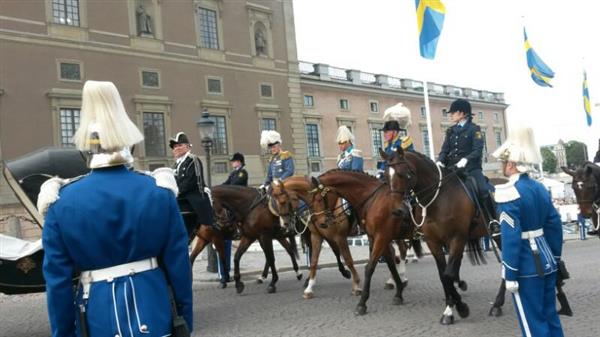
[336,235,362,296]
[355,235,389,316]
[278,236,303,280]
[428,241,456,325]
[382,241,405,305]
[258,235,278,293]
[444,239,470,320]
[256,262,269,284]
[326,238,351,279]
[189,227,209,265]
[489,278,506,317]
[303,231,323,299]
[385,241,407,289]
[233,236,254,294]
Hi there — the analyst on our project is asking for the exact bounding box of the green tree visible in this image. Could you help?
[541,147,557,173]
[565,140,588,168]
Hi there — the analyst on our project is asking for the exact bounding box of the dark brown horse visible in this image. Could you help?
[306,169,415,315]
[190,185,302,294]
[384,147,487,324]
[562,162,600,236]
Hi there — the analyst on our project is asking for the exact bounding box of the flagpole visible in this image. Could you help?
[422,79,436,160]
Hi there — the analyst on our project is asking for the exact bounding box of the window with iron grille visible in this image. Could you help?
[371,127,383,156]
[420,106,426,118]
[59,108,80,147]
[210,116,228,155]
[339,99,349,110]
[142,71,160,88]
[421,126,431,158]
[197,7,219,49]
[495,131,502,147]
[213,162,228,174]
[60,62,81,81]
[260,84,273,98]
[207,78,222,94]
[478,111,484,121]
[305,124,320,157]
[310,162,321,173]
[261,118,276,131]
[53,0,80,26]
[304,95,314,107]
[143,112,166,157]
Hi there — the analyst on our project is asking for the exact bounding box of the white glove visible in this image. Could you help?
[456,158,468,168]
[259,184,267,191]
[37,177,68,217]
[150,167,179,196]
[435,161,445,168]
[505,280,519,293]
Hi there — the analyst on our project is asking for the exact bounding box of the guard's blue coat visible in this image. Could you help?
[264,151,294,184]
[377,133,414,170]
[42,166,193,337]
[337,146,364,171]
[495,173,563,337]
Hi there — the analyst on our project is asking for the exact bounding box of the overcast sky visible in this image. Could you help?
[293,0,600,158]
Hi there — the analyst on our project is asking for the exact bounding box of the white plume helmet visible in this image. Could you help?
[260,130,282,149]
[492,125,542,172]
[73,80,144,151]
[336,125,354,144]
[383,102,412,129]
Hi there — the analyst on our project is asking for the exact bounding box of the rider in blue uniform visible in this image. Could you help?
[261,130,294,187]
[40,81,192,337]
[377,102,414,175]
[493,125,564,337]
[437,98,496,223]
[336,125,363,171]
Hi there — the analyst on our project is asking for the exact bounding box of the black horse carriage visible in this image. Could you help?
[0,147,89,295]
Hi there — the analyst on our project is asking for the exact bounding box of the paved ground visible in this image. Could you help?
[1,236,598,337]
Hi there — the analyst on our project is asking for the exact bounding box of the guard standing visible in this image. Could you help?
[40,81,193,337]
[493,125,564,337]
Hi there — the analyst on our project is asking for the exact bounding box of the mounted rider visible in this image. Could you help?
[437,98,497,225]
[492,125,564,337]
[377,102,414,178]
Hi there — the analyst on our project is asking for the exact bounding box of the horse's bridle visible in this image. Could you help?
[572,176,600,230]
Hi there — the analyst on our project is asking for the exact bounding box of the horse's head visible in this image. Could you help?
[270,179,299,217]
[212,196,234,230]
[380,147,417,218]
[562,163,600,217]
[308,176,336,228]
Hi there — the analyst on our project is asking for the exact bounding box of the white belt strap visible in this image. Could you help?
[80,257,158,299]
[521,229,543,239]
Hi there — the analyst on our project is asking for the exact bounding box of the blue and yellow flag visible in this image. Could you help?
[583,71,592,126]
[415,0,446,60]
[524,28,554,87]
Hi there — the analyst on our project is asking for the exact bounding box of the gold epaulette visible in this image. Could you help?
[279,150,293,160]
[401,136,413,150]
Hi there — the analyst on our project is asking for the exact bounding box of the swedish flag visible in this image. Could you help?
[524,28,554,87]
[583,71,592,126]
[415,0,446,60]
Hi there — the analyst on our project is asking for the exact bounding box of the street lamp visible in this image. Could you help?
[196,108,218,273]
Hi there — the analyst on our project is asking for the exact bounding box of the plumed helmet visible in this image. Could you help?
[73,81,144,152]
[229,152,245,164]
[336,125,355,144]
[449,98,472,117]
[260,130,282,149]
[492,125,542,172]
[169,132,191,149]
[383,102,412,130]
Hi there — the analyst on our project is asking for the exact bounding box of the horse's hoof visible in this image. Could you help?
[341,269,352,279]
[267,285,277,294]
[384,283,395,290]
[218,282,227,289]
[402,280,408,288]
[440,315,454,325]
[296,273,303,281]
[303,278,309,288]
[392,296,404,305]
[256,278,264,284]
[458,280,468,291]
[352,289,362,296]
[236,282,245,294]
[303,292,314,299]
[456,302,470,318]
[488,306,503,317]
[354,305,367,316]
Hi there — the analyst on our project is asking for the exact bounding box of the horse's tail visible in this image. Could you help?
[288,234,300,260]
[466,238,487,266]
[411,239,424,258]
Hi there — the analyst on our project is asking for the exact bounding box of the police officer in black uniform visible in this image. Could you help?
[437,98,496,222]
[170,132,214,236]
[223,152,248,186]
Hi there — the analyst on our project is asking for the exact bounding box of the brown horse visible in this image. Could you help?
[384,147,487,324]
[189,185,302,294]
[562,162,600,237]
[306,169,415,315]
[270,176,363,298]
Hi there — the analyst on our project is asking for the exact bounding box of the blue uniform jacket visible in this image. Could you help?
[265,151,294,184]
[42,166,193,337]
[495,173,563,281]
[377,134,414,170]
[337,147,364,171]
[438,121,484,172]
